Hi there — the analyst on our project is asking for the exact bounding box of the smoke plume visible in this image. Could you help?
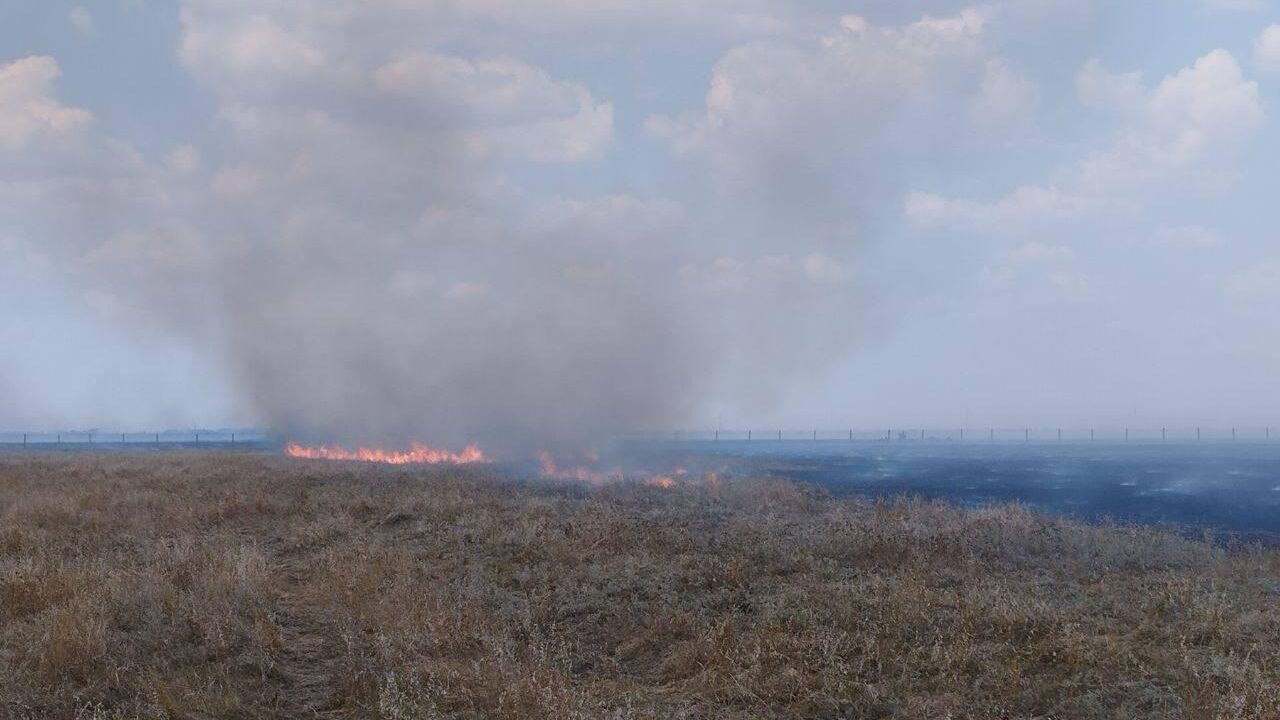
[6,3,1029,452]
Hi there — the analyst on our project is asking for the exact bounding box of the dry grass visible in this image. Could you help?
[1,452,1278,719]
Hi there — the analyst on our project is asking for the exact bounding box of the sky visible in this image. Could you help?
[3,1,1280,439]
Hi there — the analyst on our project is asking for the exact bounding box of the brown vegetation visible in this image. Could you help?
[1,452,1278,719]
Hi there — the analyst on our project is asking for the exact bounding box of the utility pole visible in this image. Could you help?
[748,430,752,441]
[1162,427,1166,442]
[1057,428,1062,442]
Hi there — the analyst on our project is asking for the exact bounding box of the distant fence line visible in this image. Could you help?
[0,430,274,447]
[631,427,1279,443]
[0,427,1276,448]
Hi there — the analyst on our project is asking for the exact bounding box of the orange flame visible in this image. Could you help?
[537,451,616,485]
[285,442,487,465]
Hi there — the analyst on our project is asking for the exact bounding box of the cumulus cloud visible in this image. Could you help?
[916,49,1262,229]
[970,57,1039,126]
[652,8,1025,234]
[1255,25,1280,73]
[373,52,613,162]
[0,57,92,150]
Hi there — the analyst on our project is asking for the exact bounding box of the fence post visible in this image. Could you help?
[989,428,994,442]
[1162,427,1166,442]
[1125,428,1128,441]
[22,433,26,448]
[1058,428,1062,442]
[813,430,817,441]
[777,429,782,441]
[849,429,853,441]
[747,430,751,441]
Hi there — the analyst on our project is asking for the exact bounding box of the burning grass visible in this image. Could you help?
[1,453,1279,719]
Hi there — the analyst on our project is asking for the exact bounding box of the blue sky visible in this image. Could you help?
[4,1,1280,440]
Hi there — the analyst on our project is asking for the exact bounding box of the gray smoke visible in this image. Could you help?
[13,4,1017,453]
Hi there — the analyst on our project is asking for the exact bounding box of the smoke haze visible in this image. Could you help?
[5,2,1280,445]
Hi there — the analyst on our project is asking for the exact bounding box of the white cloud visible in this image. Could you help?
[905,186,1098,231]
[916,49,1262,228]
[970,57,1039,126]
[69,7,93,36]
[0,56,92,150]
[373,52,613,162]
[1079,49,1261,191]
[1077,59,1144,113]
[652,8,1022,231]
[179,11,324,93]
[1254,25,1280,73]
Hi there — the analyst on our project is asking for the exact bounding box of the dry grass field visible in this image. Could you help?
[1,452,1279,719]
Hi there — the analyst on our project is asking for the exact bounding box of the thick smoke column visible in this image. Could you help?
[12,5,1019,452]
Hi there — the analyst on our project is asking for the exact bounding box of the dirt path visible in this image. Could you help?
[263,551,346,718]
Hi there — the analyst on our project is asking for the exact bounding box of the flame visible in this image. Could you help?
[537,450,612,484]
[285,442,487,465]
[645,475,678,489]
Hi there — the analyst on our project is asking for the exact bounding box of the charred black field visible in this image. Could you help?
[2,452,1279,719]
